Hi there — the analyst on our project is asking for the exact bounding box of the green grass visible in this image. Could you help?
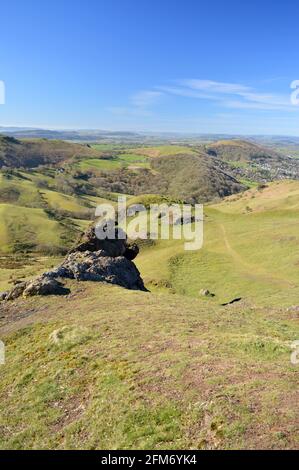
[0,282,298,449]
[91,143,131,152]
[227,160,249,169]
[128,194,182,208]
[0,204,66,253]
[76,153,150,171]
[77,158,125,171]
[0,255,63,292]
[1,180,299,450]
[135,181,299,307]
[0,170,113,254]
[129,145,197,158]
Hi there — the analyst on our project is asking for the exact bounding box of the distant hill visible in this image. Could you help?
[0,135,102,168]
[89,150,246,203]
[150,152,245,203]
[205,139,281,162]
[1,180,299,450]
[205,139,299,182]
[2,136,299,203]
[0,127,144,142]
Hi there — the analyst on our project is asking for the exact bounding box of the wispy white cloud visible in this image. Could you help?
[179,79,251,94]
[107,90,163,118]
[157,85,218,101]
[158,79,295,111]
[0,81,5,105]
[131,90,163,107]
[107,78,298,124]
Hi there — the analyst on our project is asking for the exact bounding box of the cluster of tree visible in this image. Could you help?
[89,168,167,196]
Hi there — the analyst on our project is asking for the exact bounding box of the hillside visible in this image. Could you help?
[0,178,299,450]
[84,149,246,204]
[0,169,115,256]
[0,135,102,168]
[1,138,298,260]
[205,139,281,162]
[204,139,299,182]
[0,282,298,450]
[150,153,245,203]
[3,137,299,205]
[135,180,299,307]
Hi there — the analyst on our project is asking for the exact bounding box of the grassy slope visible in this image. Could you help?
[0,282,298,450]
[130,145,197,158]
[2,174,299,306]
[205,139,280,162]
[0,256,63,293]
[80,145,195,167]
[0,136,102,168]
[0,180,299,450]
[136,181,299,307]
[0,171,109,255]
[0,204,64,251]
[76,153,150,172]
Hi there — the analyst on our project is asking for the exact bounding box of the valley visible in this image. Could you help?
[0,133,298,450]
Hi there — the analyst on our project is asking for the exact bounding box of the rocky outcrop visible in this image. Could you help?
[2,278,70,301]
[1,222,146,301]
[54,250,145,290]
[24,278,71,297]
[70,223,139,261]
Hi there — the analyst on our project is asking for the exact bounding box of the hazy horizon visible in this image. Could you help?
[1,0,299,135]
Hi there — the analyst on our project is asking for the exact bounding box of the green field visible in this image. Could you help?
[136,181,299,307]
[0,255,63,292]
[0,170,110,255]
[76,153,150,171]
[0,282,297,449]
[2,174,299,307]
[1,144,299,450]
[129,145,197,158]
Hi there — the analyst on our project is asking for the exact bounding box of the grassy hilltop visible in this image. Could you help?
[0,135,102,168]
[136,180,299,307]
[0,282,298,450]
[0,138,299,450]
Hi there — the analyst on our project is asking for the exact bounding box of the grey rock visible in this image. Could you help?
[127,204,147,217]
[0,291,8,301]
[5,282,27,301]
[76,222,139,261]
[23,277,70,297]
[3,222,146,301]
[199,289,215,297]
[58,251,146,291]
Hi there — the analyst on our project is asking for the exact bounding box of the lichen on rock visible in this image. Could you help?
[1,222,146,301]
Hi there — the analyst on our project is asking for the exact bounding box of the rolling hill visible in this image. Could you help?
[84,149,246,204]
[205,139,281,162]
[135,180,299,307]
[0,160,299,450]
[0,135,102,168]
[0,169,114,258]
[150,152,245,203]
[204,139,299,182]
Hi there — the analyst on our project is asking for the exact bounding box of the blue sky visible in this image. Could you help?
[0,0,299,135]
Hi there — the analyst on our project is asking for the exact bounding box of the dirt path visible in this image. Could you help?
[219,223,296,288]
